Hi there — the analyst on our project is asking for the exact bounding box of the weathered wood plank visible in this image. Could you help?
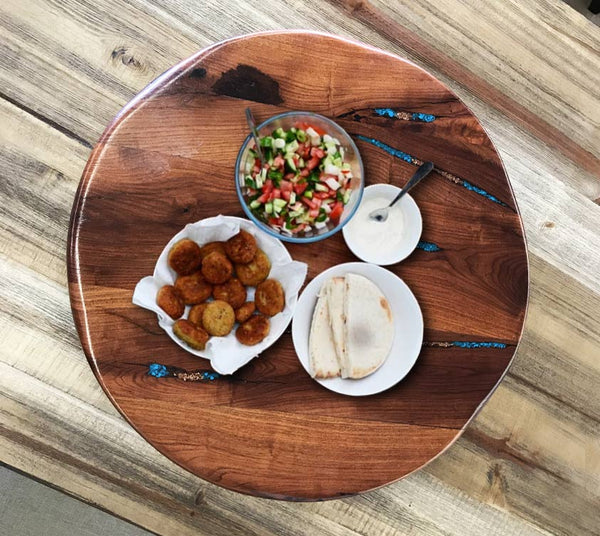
[1,0,599,533]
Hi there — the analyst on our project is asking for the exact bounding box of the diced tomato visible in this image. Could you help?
[252,165,260,174]
[329,201,344,222]
[313,191,332,200]
[271,188,281,199]
[280,180,293,193]
[268,216,283,227]
[306,156,320,170]
[299,168,310,177]
[301,197,317,210]
[257,192,270,204]
[295,122,326,136]
[273,155,285,169]
[284,172,295,180]
[290,223,306,234]
[282,190,291,201]
[310,147,325,159]
[262,179,273,195]
[293,182,308,195]
[247,188,257,196]
[308,208,320,219]
[254,158,261,168]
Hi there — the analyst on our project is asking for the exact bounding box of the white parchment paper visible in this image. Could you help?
[132,215,307,374]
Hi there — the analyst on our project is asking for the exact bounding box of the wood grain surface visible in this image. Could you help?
[67,32,528,499]
[1,0,599,533]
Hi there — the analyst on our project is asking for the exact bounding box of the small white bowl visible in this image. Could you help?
[342,184,422,265]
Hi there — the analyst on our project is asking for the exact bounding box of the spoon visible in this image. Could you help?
[245,108,266,167]
[368,161,435,222]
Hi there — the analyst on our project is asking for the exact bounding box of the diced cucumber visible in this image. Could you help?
[296,129,307,142]
[285,157,297,171]
[249,199,261,209]
[285,140,299,153]
[268,170,283,181]
[273,127,286,138]
[260,136,273,148]
[333,157,343,168]
[273,198,287,211]
[323,134,333,143]
[290,192,296,204]
[245,176,257,189]
[265,202,274,214]
[297,157,305,168]
[303,190,313,199]
[341,162,352,172]
[315,183,328,192]
[316,210,327,222]
[343,190,351,204]
[255,175,264,188]
[285,130,296,142]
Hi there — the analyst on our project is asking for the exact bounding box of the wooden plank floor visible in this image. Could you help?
[0,0,599,534]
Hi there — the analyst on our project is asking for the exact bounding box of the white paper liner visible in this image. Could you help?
[132,215,307,374]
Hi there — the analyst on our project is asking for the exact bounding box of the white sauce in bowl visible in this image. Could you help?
[342,184,422,266]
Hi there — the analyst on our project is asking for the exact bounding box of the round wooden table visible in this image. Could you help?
[68,31,528,500]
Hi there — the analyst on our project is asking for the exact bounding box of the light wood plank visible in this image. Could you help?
[1,0,599,534]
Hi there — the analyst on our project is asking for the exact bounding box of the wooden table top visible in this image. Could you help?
[1,0,598,533]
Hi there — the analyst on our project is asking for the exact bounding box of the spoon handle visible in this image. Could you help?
[245,108,266,167]
[388,161,435,208]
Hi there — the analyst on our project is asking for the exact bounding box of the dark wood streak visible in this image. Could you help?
[67,32,528,500]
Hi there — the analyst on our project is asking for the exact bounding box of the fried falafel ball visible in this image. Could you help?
[188,302,209,328]
[234,301,256,323]
[202,300,235,337]
[199,241,226,260]
[168,239,202,275]
[255,279,285,316]
[156,285,184,319]
[201,251,233,284]
[213,278,247,309]
[174,271,212,304]
[235,314,270,346]
[225,230,257,264]
[173,319,209,350]
[235,249,271,286]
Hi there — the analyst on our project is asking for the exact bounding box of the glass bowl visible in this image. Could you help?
[235,111,364,243]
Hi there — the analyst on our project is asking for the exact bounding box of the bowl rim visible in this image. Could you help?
[234,111,364,244]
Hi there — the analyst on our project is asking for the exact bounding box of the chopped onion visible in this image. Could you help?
[273,138,285,149]
[314,221,327,229]
[324,164,340,175]
[323,134,333,143]
[325,177,341,191]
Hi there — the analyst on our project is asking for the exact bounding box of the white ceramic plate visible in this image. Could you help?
[132,215,307,375]
[292,262,423,396]
[342,184,422,265]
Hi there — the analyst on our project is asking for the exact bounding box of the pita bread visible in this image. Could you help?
[326,277,348,377]
[343,273,394,379]
[308,280,341,378]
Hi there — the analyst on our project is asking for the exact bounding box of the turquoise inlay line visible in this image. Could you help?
[411,112,436,122]
[356,135,415,164]
[424,341,508,349]
[148,363,169,378]
[417,240,441,252]
[356,135,508,207]
[460,180,506,206]
[374,107,396,118]
[373,108,436,122]
[452,341,507,349]
[147,363,221,381]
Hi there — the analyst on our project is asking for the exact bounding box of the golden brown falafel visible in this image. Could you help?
[188,302,209,328]
[199,241,226,260]
[235,314,270,346]
[235,249,271,286]
[174,271,212,304]
[225,230,257,264]
[234,301,256,323]
[156,285,184,319]
[213,278,247,309]
[201,251,233,284]
[173,319,209,350]
[202,300,235,336]
[168,239,202,275]
[255,279,285,316]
